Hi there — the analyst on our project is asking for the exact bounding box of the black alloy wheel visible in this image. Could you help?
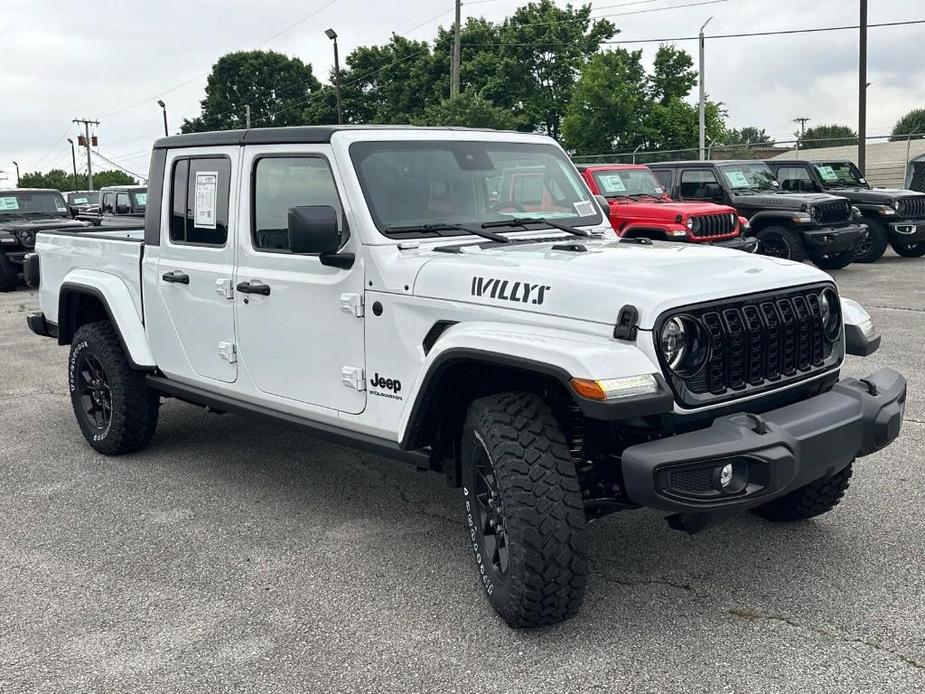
[76,353,113,431]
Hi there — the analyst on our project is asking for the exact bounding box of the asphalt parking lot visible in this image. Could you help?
[1,253,923,694]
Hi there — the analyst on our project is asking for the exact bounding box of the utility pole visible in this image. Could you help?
[12,161,19,187]
[794,117,810,152]
[157,100,168,136]
[67,139,79,187]
[698,16,713,160]
[246,105,252,129]
[73,118,99,190]
[325,28,344,124]
[451,0,462,98]
[858,0,868,173]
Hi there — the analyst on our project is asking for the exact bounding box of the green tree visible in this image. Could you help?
[92,170,137,188]
[416,92,524,130]
[890,108,925,141]
[182,50,322,132]
[561,49,648,155]
[648,45,697,103]
[18,169,136,191]
[799,124,857,149]
[724,126,775,146]
[487,0,616,139]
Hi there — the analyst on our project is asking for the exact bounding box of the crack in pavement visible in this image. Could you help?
[873,305,925,314]
[0,388,68,401]
[728,607,925,671]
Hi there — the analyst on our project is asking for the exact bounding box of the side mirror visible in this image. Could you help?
[288,205,341,255]
[704,183,724,202]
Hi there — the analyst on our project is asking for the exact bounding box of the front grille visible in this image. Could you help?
[897,196,925,218]
[814,200,851,225]
[657,285,842,408]
[691,213,736,238]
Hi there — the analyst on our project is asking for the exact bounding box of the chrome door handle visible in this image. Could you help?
[236,280,271,296]
[162,270,190,284]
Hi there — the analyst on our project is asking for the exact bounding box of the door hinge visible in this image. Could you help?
[218,341,237,363]
[340,292,364,317]
[341,366,366,391]
[215,278,234,299]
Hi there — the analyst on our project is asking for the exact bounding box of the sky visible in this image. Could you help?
[1,0,923,185]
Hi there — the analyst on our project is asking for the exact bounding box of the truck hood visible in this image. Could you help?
[826,187,925,205]
[611,199,735,220]
[412,237,826,329]
[729,191,844,211]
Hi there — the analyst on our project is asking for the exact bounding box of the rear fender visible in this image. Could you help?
[57,270,155,368]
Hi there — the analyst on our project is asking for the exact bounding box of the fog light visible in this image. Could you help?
[712,460,748,494]
[718,463,733,488]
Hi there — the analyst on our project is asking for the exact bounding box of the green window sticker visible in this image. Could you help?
[135,193,147,206]
[73,197,88,204]
[726,170,750,188]
[0,197,19,211]
[597,174,626,194]
[817,165,838,182]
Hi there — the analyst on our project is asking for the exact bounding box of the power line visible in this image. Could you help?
[499,0,730,31]
[90,150,148,181]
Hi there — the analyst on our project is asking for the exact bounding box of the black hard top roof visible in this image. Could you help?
[768,159,853,166]
[0,188,62,194]
[153,124,518,150]
[647,160,769,167]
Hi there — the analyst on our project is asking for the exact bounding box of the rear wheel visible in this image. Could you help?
[890,238,925,257]
[854,218,888,262]
[812,249,854,270]
[69,321,160,455]
[756,225,807,262]
[754,463,853,522]
[461,392,588,628]
[0,252,18,292]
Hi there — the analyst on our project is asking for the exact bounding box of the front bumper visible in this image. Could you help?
[710,235,758,253]
[621,368,905,515]
[803,223,866,254]
[888,218,925,241]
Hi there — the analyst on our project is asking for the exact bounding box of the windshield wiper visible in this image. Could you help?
[384,222,511,243]
[481,217,591,237]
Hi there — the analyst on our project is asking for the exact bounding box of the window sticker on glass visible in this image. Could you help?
[597,174,627,193]
[573,200,597,217]
[56,200,67,212]
[817,165,838,182]
[194,172,218,229]
[135,193,147,206]
[725,170,750,188]
[0,197,19,211]
[73,197,88,204]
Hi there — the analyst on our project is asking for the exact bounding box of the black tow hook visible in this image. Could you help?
[744,413,769,435]
[859,378,879,396]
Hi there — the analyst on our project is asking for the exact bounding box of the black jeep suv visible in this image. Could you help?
[0,189,91,291]
[766,159,925,262]
[649,161,867,270]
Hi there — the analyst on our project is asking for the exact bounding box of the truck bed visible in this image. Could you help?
[36,228,145,328]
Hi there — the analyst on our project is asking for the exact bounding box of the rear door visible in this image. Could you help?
[155,150,239,383]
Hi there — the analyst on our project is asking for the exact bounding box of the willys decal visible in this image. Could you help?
[471,276,551,306]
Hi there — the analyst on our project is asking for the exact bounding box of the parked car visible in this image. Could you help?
[766,159,925,262]
[65,190,102,225]
[649,160,867,270]
[0,188,91,291]
[577,163,756,251]
[26,126,904,629]
[99,185,146,227]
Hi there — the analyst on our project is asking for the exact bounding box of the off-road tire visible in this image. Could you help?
[854,218,888,263]
[460,392,588,628]
[0,252,18,292]
[756,225,807,262]
[753,463,853,522]
[812,249,854,270]
[68,321,160,455]
[890,238,925,258]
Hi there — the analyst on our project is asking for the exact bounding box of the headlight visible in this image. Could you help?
[893,199,901,211]
[878,205,897,216]
[685,217,695,230]
[16,230,35,247]
[659,316,708,375]
[808,205,817,219]
[819,288,841,342]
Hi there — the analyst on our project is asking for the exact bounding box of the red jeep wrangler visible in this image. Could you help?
[578,164,756,251]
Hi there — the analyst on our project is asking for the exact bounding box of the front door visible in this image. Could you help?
[156,149,238,383]
[234,147,366,414]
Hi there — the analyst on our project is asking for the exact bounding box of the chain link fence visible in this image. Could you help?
[571,134,925,191]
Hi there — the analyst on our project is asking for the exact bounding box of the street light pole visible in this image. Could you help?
[12,161,19,187]
[698,16,713,160]
[325,28,344,125]
[858,0,868,173]
[67,139,79,187]
[157,100,168,136]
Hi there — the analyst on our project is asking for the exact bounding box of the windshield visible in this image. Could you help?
[131,191,147,209]
[0,191,69,216]
[592,168,666,198]
[718,163,780,191]
[350,141,601,235]
[814,162,867,187]
[67,192,99,205]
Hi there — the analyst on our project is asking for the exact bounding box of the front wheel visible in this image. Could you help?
[812,249,854,270]
[755,225,807,262]
[854,218,888,262]
[890,238,925,257]
[753,463,853,522]
[69,321,160,455]
[461,392,588,628]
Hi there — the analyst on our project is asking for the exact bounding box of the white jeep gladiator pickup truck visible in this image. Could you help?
[26,126,905,628]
